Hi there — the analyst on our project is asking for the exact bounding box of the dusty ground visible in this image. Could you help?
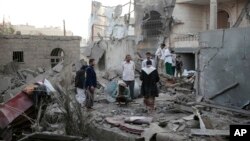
[81,90,247,141]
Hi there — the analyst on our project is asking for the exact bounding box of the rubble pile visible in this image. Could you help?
[0,60,90,140]
[1,60,250,141]
[75,68,250,141]
[0,62,41,102]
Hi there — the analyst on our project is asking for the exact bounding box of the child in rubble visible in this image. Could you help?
[176,55,183,78]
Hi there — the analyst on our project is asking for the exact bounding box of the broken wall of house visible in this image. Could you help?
[90,1,134,42]
[134,0,175,53]
[198,27,250,107]
[102,39,136,71]
[0,35,81,70]
[83,38,136,71]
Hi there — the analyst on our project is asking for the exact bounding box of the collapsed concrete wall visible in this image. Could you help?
[0,35,81,70]
[89,1,134,42]
[102,39,136,71]
[134,0,176,53]
[197,27,250,107]
[83,38,136,71]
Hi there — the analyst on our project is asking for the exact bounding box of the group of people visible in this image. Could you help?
[74,44,184,112]
[121,54,159,112]
[75,59,97,110]
[155,43,183,77]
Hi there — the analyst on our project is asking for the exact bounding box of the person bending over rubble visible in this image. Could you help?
[140,60,160,112]
[85,59,97,110]
[114,80,131,106]
[75,65,88,107]
[122,54,135,99]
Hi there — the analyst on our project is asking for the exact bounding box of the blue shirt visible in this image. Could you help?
[85,66,97,88]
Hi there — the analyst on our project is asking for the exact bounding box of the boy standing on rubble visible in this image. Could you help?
[171,50,176,77]
[176,55,183,77]
[122,54,135,99]
[85,59,97,110]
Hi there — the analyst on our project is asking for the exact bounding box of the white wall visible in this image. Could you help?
[170,0,250,48]
[97,39,136,71]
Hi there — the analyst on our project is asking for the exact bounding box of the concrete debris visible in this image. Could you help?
[37,67,45,73]
[1,9,250,141]
[102,70,118,81]
[18,132,82,141]
[191,129,230,136]
[3,62,19,74]
[141,123,167,141]
[0,76,11,94]
[182,114,195,121]
[52,61,64,73]
[156,132,186,141]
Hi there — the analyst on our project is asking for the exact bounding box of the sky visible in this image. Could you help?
[0,0,129,39]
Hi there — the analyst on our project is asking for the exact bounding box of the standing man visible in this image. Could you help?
[155,43,166,73]
[164,47,174,76]
[75,65,88,107]
[140,60,159,112]
[141,52,155,68]
[122,54,135,99]
[85,59,97,110]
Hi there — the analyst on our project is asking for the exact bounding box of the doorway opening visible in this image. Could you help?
[217,10,230,29]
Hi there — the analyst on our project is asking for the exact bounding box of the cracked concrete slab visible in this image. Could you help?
[198,27,250,107]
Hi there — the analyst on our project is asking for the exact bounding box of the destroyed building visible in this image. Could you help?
[168,0,250,70]
[1,0,250,141]
[84,0,136,71]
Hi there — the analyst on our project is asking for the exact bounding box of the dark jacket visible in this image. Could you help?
[75,66,87,89]
[176,60,183,70]
[140,67,160,97]
[85,66,97,89]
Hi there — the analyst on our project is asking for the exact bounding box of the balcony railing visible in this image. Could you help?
[172,34,199,48]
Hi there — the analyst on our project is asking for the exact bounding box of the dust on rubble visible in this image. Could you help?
[0,61,249,141]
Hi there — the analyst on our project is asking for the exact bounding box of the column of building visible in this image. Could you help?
[209,0,218,30]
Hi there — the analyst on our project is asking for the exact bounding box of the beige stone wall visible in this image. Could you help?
[13,25,73,36]
[172,4,207,34]
[0,35,81,70]
[170,0,250,48]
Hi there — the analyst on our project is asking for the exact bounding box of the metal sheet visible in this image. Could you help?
[0,92,33,129]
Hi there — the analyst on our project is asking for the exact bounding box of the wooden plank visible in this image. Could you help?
[196,102,250,116]
[175,104,193,113]
[191,129,229,136]
[192,107,206,130]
